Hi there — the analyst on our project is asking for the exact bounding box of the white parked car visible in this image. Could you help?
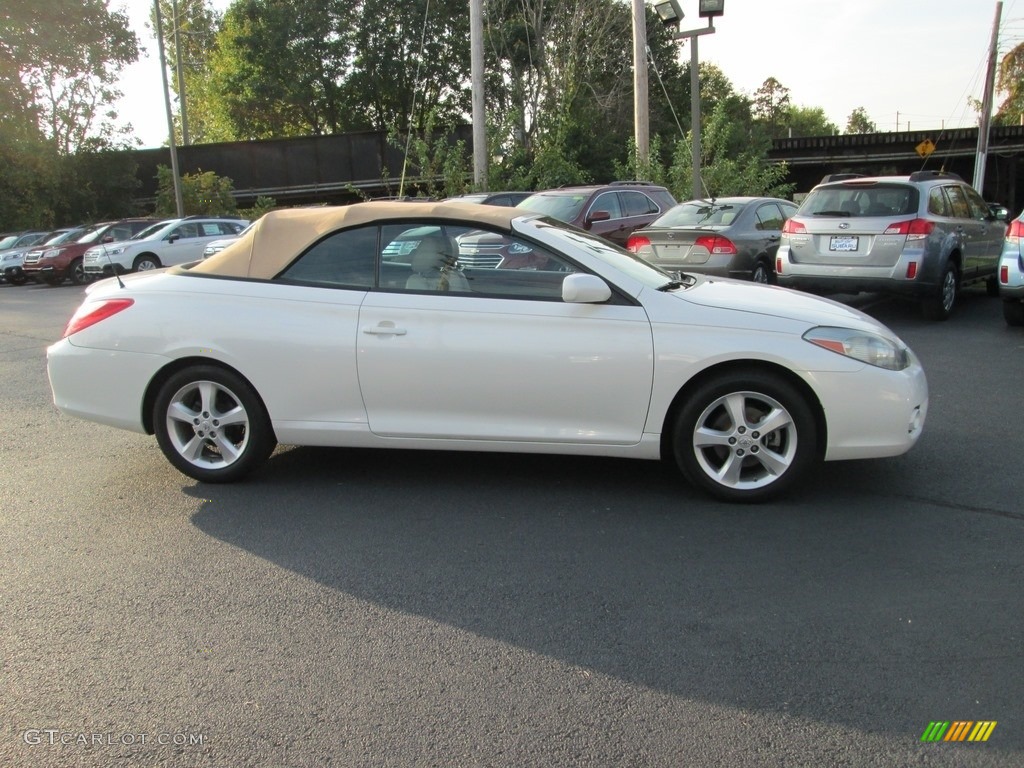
[82,216,248,276]
[998,213,1024,326]
[201,222,254,259]
[48,201,928,502]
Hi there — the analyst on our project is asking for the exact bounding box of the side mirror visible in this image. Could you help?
[167,233,180,243]
[101,235,114,243]
[989,204,1009,221]
[562,273,612,303]
[586,210,611,226]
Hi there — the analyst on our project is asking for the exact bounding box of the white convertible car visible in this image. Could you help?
[47,201,928,502]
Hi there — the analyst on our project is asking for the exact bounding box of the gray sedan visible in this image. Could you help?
[626,196,798,283]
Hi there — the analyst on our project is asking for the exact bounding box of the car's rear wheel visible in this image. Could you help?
[672,371,817,502]
[751,261,770,284]
[921,262,959,321]
[986,275,1000,297]
[8,273,27,286]
[134,254,161,272]
[153,365,276,483]
[1004,299,1024,327]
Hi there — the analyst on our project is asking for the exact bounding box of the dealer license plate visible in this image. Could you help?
[829,236,859,252]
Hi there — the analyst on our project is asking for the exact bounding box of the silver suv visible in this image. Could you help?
[776,171,1008,320]
[83,216,248,277]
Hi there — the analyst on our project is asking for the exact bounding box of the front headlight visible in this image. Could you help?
[106,247,126,256]
[803,326,910,371]
[43,248,63,258]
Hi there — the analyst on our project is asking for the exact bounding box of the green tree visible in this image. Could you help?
[154,166,239,216]
[781,106,838,138]
[846,107,877,134]
[995,42,1024,125]
[152,0,226,144]
[752,77,791,139]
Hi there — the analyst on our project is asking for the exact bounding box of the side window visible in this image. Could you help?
[587,192,623,221]
[276,225,376,288]
[754,203,784,231]
[107,226,132,241]
[200,223,222,236]
[173,223,199,239]
[943,185,971,219]
[621,191,658,217]
[962,186,991,220]
[382,222,576,300]
[928,187,950,217]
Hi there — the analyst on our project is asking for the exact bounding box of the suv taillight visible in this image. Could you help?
[626,234,651,253]
[694,235,737,255]
[1006,218,1024,243]
[781,219,806,235]
[884,219,934,240]
[63,299,134,338]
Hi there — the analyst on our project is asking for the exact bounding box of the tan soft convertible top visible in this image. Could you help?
[188,200,520,280]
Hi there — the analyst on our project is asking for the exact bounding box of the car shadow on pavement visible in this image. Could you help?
[186,446,1024,750]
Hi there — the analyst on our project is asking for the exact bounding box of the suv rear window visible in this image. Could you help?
[801,183,918,218]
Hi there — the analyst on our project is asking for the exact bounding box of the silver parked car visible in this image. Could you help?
[998,212,1024,326]
[776,171,1008,320]
[626,196,798,283]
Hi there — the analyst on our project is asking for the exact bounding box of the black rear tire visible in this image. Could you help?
[1004,299,1024,327]
[921,262,959,321]
[153,365,276,483]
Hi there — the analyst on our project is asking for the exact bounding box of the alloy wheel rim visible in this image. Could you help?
[165,380,250,469]
[691,391,797,490]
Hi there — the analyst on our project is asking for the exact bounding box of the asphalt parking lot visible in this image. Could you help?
[1,281,1021,767]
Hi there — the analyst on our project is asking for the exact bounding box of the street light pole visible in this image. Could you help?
[171,0,190,146]
[469,0,487,188]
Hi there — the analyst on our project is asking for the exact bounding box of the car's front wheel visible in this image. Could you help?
[69,257,88,286]
[921,262,959,321]
[153,365,276,483]
[673,371,817,502]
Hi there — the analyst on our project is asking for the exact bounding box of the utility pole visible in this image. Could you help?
[469,0,487,188]
[974,1,1002,193]
[172,0,190,145]
[633,0,650,167]
[154,0,185,217]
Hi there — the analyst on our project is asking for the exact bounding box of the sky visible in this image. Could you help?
[114,0,1022,149]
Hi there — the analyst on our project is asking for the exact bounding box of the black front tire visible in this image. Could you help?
[69,258,88,286]
[153,365,276,483]
[672,371,817,502]
[751,261,771,284]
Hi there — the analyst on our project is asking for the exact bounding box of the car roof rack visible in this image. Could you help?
[908,170,963,182]
[181,214,246,220]
[609,180,656,186]
[820,173,865,184]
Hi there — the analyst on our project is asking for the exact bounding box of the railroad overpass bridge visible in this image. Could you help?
[131,124,1024,214]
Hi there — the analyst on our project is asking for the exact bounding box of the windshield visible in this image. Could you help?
[530,217,674,289]
[0,236,17,250]
[517,193,588,223]
[653,200,747,227]
[132,221,175,240]
[43,229,82,245]
[73,223,112,244]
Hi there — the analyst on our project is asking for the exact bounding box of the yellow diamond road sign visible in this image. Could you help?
[916,139,936,157]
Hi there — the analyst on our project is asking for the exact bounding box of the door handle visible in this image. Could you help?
[363,324,407,336]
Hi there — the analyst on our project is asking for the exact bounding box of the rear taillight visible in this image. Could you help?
[884,219,934,240]
[1002,264,1010,284]
[1006,218,1024,243]
[776,256,783,274]
[626,234,651,253]
[782,219,806,235]
[694,235,737,255]
[63,299,134,338]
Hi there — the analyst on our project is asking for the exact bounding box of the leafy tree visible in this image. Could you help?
[152,0,225,144]
[154,166,239,215]
[781,106,838,138]
[846,107,877,134]
[995,42,1024,125]
[2,1,139,154]
[752,77,791,139]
